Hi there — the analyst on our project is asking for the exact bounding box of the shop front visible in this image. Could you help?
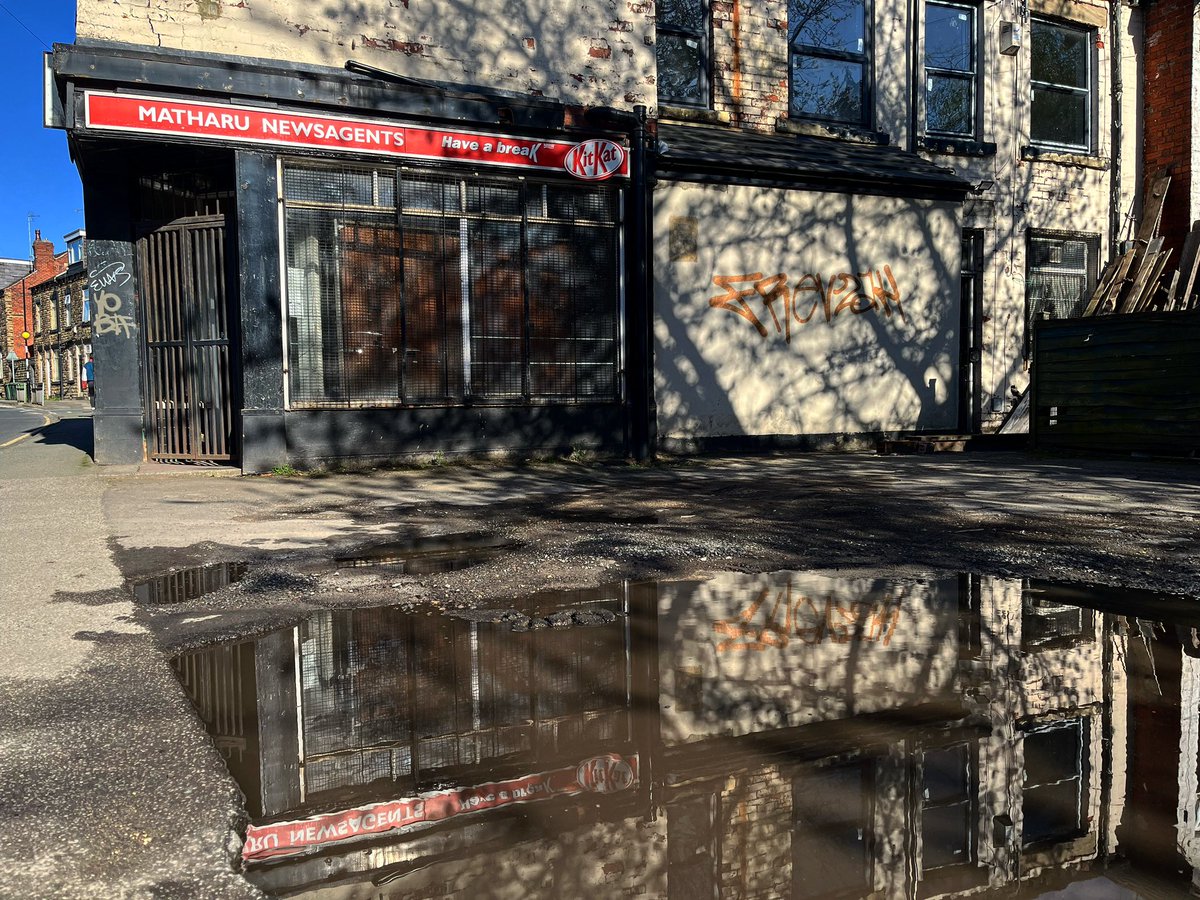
[50,44,641,471]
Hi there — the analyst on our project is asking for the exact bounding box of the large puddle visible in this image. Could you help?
[173,571,1200,898]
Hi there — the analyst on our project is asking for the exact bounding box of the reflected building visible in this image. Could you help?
[174,571,1199,898]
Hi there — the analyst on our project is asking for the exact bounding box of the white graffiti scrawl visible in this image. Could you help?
[89,260,133,293]
[89,260,137,338]
[93,291,137,338]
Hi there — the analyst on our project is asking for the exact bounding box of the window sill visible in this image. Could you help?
[1021,146,1109,170]
[775,117,890,146]
[657,105,732,126]
[918,136,997,158]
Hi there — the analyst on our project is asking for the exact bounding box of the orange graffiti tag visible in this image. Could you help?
[709,267,905,342]
[713,581,903,653]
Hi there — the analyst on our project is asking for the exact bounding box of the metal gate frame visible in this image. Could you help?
[136,214,239,463]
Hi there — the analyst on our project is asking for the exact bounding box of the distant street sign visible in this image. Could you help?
[5,351,16,362]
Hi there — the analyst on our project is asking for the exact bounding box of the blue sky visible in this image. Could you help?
[0,2,80,261]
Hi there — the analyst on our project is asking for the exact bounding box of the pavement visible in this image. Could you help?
[1,399,1200,897]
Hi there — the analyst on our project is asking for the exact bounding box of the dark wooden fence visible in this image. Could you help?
[1031,311,1200,456]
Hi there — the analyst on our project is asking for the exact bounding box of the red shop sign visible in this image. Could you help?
[241,753,639,862]
[83,91,630,179]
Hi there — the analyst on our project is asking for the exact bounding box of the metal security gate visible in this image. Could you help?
[137,215,237,462]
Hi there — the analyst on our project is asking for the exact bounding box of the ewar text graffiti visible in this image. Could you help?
[710,266,905,343]
[713,580,902,654]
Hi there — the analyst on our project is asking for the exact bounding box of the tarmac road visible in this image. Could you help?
[2,403,1200,897]
[0,404,50,448]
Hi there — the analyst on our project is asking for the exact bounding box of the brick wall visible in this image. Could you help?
[75,0,657,111]
[30,265,92,397]
[0,233,67,364]
[709,0,788,131]
[718,766,792,899]
[1143,0,1194,259]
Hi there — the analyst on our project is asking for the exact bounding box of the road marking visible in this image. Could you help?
[0,414,52,448]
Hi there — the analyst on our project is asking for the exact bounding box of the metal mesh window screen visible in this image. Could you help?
[283,162,620,408]
[285,164,401,407]
[1026,233,1096,352]
[528,222,619,399]
[469,219,525,398]
[299,610,413,798]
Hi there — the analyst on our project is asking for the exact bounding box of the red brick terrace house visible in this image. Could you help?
[0,232,67,384]
[1142,0,1200,261]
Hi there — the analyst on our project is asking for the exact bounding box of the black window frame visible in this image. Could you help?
[788,0,873,128]
[1024,229,1099,357]
[923,0,980,140]
[280,160,624,410]
[1021,717,1090,848]
[916,740,987,898]
[1030,17,1096,153]
[656,0,712,109]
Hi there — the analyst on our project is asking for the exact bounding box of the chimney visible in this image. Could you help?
[32,231,56,272]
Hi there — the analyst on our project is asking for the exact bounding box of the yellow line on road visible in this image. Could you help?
[0,414,52,449]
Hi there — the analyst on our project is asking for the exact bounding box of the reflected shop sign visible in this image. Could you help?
[82,92,629,179]
[243,753,639,862]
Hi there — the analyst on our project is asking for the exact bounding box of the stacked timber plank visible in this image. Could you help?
[1086,175,1200,316]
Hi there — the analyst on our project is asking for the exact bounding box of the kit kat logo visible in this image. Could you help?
[564,139,627,181]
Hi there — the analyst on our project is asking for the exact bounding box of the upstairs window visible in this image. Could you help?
[657,0,710,107]
[789,0,871,126]
[1030,19,1093,152]
[1022,719,1088,846]
[920,744,976,873]
[62,293,72,329]
[82,288,92,323]
[925,2,978,138]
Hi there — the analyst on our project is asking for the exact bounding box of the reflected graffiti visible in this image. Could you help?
[709,266,905,343]
[713,580,902,653]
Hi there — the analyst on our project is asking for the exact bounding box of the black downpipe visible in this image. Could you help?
[626,104,656,462]
[1109,0,1124,257]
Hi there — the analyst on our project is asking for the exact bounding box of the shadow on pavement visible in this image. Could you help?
[34,417,95,458]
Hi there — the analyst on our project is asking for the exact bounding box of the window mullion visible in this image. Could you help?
[520,181,531,401]
[396,168,408,403]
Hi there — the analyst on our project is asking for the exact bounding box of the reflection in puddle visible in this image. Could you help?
[174,572,1200,898]
[132,562,248,604]
[334,533,517,573]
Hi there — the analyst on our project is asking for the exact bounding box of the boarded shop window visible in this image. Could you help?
[924,2,978,138]
[1030,19,1094,152]
[789,0,871,126]
[657,0,710,107]
[282,163,621,408]
[1022,718,1088,846]
[1024,232,1097,356]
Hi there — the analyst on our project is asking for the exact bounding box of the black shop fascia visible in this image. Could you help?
[46,42,650,473]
